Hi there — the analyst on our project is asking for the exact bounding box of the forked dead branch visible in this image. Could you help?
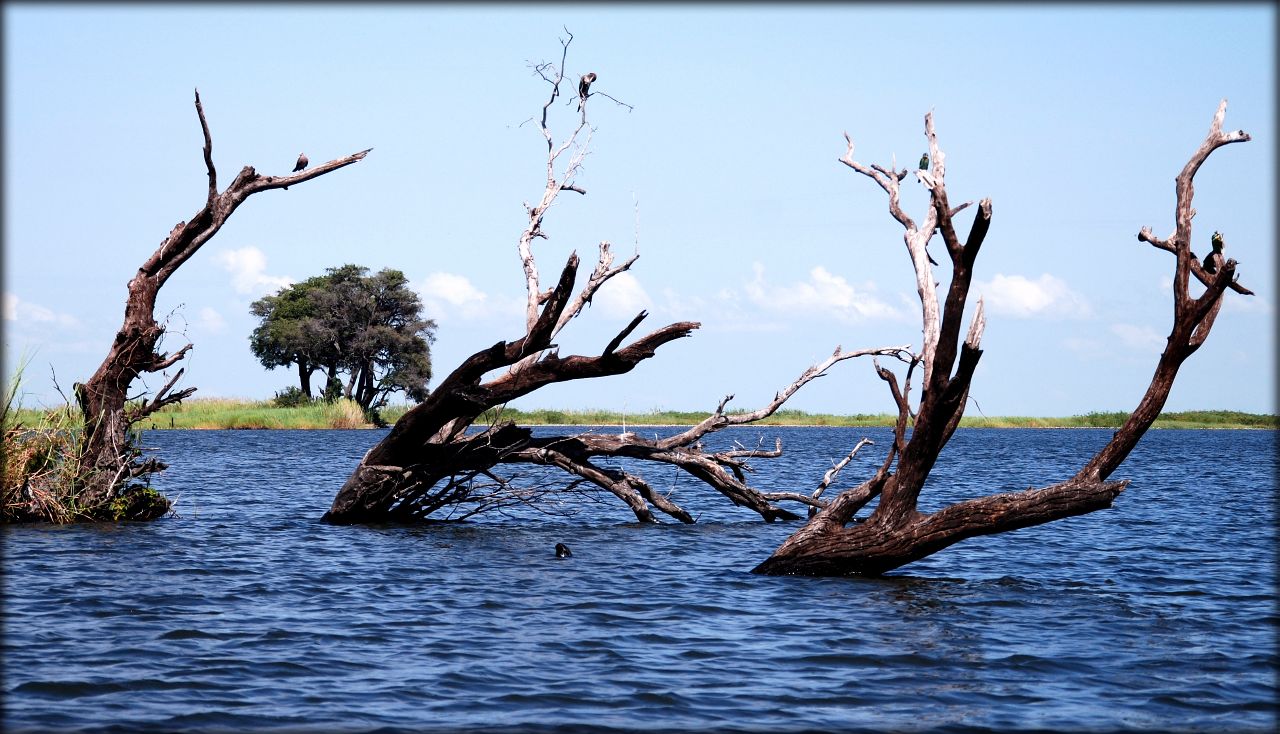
[62,91,371,520]
[753,100,1252,576]
[323,35,909,525]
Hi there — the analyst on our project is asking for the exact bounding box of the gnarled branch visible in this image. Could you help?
[74,89,370,511]
[756,101,1252,577]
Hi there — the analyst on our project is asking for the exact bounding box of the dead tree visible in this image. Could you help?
[753,100,1252,576]
[71,90,371,520]
[324,34,908,525]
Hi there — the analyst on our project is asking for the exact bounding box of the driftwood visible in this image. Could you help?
[73,90,371,516]
[753,100,1252,576]
[323,34,909,525]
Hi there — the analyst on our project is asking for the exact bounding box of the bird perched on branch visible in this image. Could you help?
[1203,231,1225,274]
[919,153,929,170]
[292,153,309,173]
[578,72,597,110]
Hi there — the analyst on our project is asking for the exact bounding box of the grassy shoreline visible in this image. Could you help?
[9,400,1277,431]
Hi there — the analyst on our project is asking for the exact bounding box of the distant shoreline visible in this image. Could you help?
[12,400,1275,431]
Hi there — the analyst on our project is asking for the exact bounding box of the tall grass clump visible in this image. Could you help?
[2,362,170,523]
[323,399,370,429]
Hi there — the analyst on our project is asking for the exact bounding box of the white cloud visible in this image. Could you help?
[214,246,293,295]
[973,273,1092,319]
[417,272,525,323]
[655,286,786,333]
[197,307,227,334]
[419,271,489,320]
[744,263,898,322]
[1110,323,1165,352]
[3,292,79,327]
[592,272,652,319]
[659,286,708,319]
[423,272,487,307]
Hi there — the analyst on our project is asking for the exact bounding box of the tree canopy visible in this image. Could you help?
[250,265,436,412]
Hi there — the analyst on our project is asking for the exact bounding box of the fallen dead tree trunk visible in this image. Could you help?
[323,34,908,525]
[324,340,906,525]
[753,100,1253,576]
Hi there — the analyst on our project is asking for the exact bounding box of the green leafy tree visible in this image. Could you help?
[249,274,334,398]
[249,265,436,411]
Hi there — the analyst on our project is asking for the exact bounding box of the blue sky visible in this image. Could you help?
[3,4,1275,416]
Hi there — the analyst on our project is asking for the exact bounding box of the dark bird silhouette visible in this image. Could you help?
[555,543,573,559]
[292,153,308,173]
[1203,231,1225,274]
[918,153,929,170]
[578,72,597,109]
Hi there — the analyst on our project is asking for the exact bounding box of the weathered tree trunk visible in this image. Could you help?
[753,100,1253,576]
[343,369,358,401]
[71,90,371,519]
[324,34,909,526]
[359,363,377,411]
[324,365,340,398]
[297,362,314,399]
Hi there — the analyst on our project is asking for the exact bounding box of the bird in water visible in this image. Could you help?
[555,543,573,559]
[292,153,309,173]
[578,72,596,110]
[1202,231,1225,275]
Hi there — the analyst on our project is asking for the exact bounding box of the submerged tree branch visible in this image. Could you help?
[755,101,1252,576]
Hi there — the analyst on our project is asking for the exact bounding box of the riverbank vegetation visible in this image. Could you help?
[9,400,1275,431]
[2,366,170,523]
[14,90,372,526]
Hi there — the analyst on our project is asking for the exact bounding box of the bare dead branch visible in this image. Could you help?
[843,121,946,383]
[556,240,642,340]
[810,437,875,512]
[73,90,370,511]
[602,310,648,356]
[718,437,783,461]
[599,90,633,111]
[521,445,657,523]
[328,40,920,528]
[657,345,912,450]
[149,343,192,372]
[757,101,1253,577]
[1077,100,1252,482]
[195,89,216,204]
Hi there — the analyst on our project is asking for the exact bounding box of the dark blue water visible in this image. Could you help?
[3,427,1276,733]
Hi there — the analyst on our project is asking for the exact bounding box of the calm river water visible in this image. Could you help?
[3,427,1276,733]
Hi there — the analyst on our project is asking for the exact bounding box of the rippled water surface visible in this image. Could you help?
[4,427,1276,733]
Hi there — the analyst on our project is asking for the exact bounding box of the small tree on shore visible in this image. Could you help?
[250,265,436,413]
